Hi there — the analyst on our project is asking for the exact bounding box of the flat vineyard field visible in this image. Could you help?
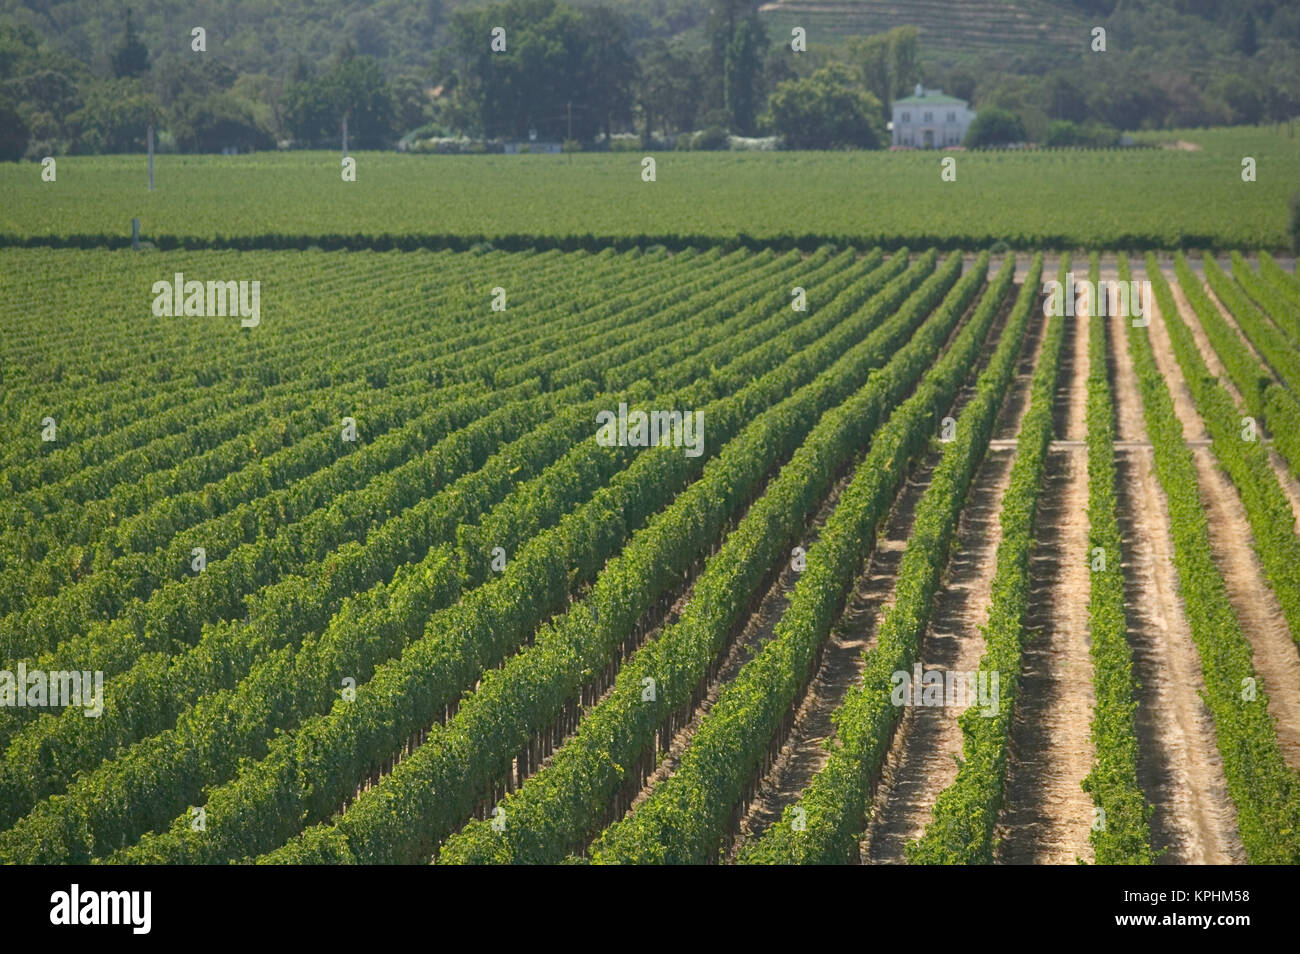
[2,244,1299,866]
[3,125,1299,249]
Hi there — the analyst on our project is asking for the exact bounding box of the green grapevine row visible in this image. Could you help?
[437,252,980,865]
[905,254,1069,864]
[1161,254,1300,648]
[591,252,1007,864]
[1079,252,1152,864]
[738,253,1044,864]
[94,251,931,865]
[1106,254,1300,863]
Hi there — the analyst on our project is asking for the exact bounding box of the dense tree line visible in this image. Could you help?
[1,0,1299,159]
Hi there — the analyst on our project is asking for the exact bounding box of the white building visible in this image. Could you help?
[891,85,975,148]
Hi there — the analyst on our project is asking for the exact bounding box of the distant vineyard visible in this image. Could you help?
[2,244,1299,865]
[2,126,1298,250]
[757,0,1086,56]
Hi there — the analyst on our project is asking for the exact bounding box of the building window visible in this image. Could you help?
[924,111,933,122]
[947,112,956,122]
[902,112,910,122]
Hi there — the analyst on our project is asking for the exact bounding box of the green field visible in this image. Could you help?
[4,125,1297,249]
[4,243,1300,867]
[5,112,1300,870]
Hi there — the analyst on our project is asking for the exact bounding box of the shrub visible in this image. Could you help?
[965,107,1027,148]
[692,126,729,151]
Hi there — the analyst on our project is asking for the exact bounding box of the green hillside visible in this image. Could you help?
[758,0,1089,60]
[0,0,706,75]
[5,0,1296,76]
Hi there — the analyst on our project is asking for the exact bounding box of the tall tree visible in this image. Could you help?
[852,33,890,117]
[850,26,920,118]
[888,26,920,99]
[580,5,636,142]
[111,9,149,79]
[1235,13,1258,56]
[638,39,699,143]
[724,14,767,135]
[706,0,760,127]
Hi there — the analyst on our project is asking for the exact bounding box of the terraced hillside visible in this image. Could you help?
[757,0,1089,57]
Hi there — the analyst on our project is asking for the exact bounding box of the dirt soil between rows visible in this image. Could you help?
[995,283,1095,864]
[1111,263,1244,863]
[859,292,1048,864]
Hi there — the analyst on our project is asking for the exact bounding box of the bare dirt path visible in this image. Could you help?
[1111,265,1244,863]
[859,302,1047,864]
[994,284,1095,864]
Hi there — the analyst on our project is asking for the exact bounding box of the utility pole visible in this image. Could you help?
[567,101,573,140]
[147,123,154,191]
[342,113,349,157]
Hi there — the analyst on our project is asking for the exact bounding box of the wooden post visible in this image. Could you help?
[147,124,154,191]
[131,217,140,250]
[342,114,349,158]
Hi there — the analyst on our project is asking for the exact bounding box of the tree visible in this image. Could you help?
[768,63,885,150]
[1210,74,1263,125]
[284,54,396,147]
[112,9,149,79]
[0,23,44,80]
[706,0,750,114]
[964,106,1027,148]
[170,92,274,152]
[0,95,28,160]
[724,14,767,135]
[638,39,700,143]
[392,73,434,132]
[446,0,634,141]
[1235,13,1258,56]
[888,27,920,100]
[153,57,237,108]
[1085,75,1168,131]
[849,26,920,119]
[69,79,159,152]
[852,33,890,117]
[580,5,636,142]
[703,0,770,132]
[1041,73,1087,122]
